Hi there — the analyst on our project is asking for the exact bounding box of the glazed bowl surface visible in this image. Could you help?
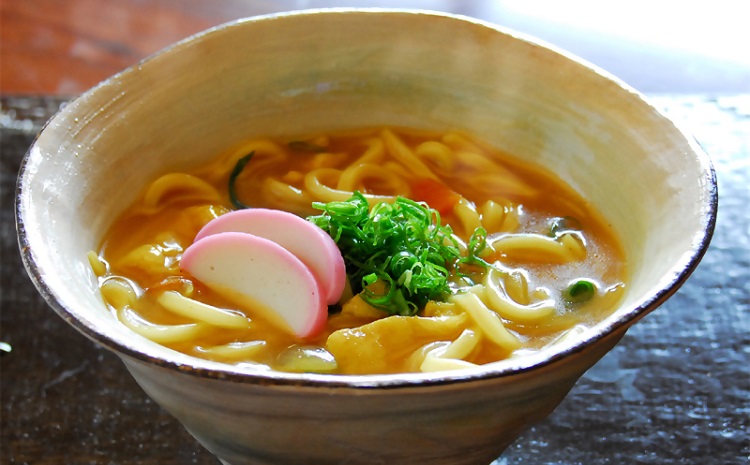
[16,9,716,465]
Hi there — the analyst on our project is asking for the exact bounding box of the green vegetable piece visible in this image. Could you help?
[564,279,597,303]
[461,227,490,267]
[288,140,327,153]
[308,192,482,316]
[228,152,254,210]
[548,216,582,237]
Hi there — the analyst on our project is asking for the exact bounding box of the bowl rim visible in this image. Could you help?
[15,7,719,390]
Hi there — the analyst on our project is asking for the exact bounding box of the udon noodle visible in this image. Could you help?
[90,128,626,374]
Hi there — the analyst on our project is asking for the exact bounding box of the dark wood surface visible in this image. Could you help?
[2,94,748,464]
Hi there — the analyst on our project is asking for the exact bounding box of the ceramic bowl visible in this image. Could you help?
[16,9,716,465]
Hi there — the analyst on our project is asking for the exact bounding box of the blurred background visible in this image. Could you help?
[2,0,749,95]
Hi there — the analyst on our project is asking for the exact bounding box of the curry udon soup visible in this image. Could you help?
[90,128,626,375]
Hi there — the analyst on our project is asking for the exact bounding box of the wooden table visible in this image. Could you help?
[2,2,749,464]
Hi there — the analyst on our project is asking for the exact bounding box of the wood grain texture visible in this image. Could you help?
[0,0,285,94]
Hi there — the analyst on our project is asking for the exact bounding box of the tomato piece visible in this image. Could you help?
[410,178,461,214]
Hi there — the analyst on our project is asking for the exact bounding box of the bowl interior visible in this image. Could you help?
[17,9,716,385]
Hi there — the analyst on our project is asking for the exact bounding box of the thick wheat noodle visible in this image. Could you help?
[480,199,520,234]
[451,290,521,351]
[417,329,481,372]
[87,251,107,277]
[381,128,439,181]
[353,137,386,165]
[99,277,139,310]
[498,267,530,305]
[217,139,288,172]
[440,329,479,358]
[414,140,454,174]
[420,353,478,372]
[453,198,483,236]
[470,172,537,197]
[483,268,556,323]
[142,173,222,208]
[118,307,206,344]
[337,162,411,197]
[262,178,312,210]
[197,340,267,360]
[304,168,399,204]
[157,291,251,329]
[490,233,587,263]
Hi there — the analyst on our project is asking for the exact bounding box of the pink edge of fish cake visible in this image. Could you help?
[180,232,327,339]
[194,208,346,305]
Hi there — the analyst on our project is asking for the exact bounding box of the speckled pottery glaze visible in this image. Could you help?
[16,9,716,465]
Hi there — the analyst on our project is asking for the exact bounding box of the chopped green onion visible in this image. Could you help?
[288,140,327,153]
[548,216,582,237]
[308,192,483,316]
[460,227,491,267]
[564,279,596,303]
[228,152,254,210]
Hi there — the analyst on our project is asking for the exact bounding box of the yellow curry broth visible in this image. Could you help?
[95,127,627,374]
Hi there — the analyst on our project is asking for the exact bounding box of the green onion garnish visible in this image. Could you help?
[228,152,254,209]
[461,227,491,267]
[288,141,327,153]
[308,192,485,316]
[548,216,582,237]
[564,279,596,303]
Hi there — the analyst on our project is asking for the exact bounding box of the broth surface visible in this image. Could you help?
[93,127,626,374]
